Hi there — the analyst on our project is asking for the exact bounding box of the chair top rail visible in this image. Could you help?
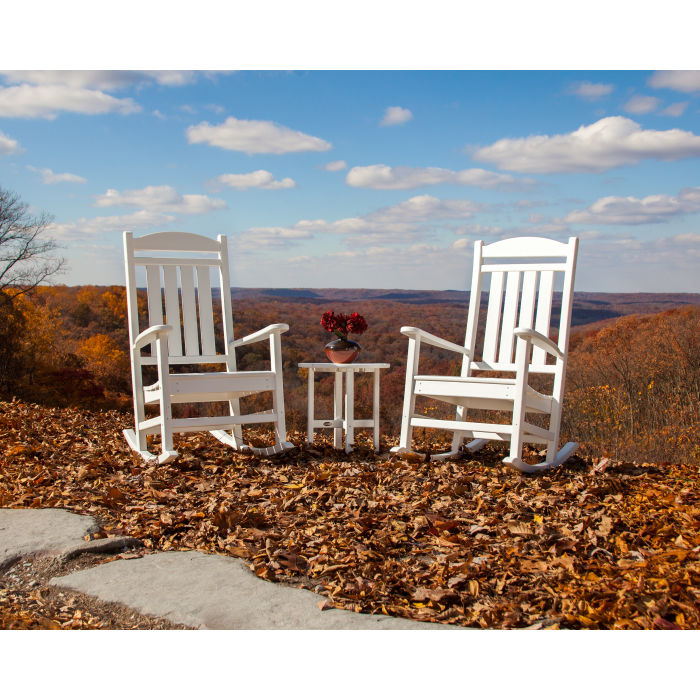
[128,230,221,253]
[131,255,222,267]
[481,262,568,273]
[481,236,573,258]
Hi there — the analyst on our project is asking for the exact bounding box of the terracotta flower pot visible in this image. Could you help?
[324,337,361,364]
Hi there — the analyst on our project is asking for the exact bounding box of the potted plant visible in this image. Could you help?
[321,310,368,364]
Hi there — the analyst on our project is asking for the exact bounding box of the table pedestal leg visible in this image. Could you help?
[345,369,354,454]
[307,367,315,445]
[373,368,380,452]
[333,371,343,449]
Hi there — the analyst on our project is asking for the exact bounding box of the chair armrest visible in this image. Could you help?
[400,326,471,357]
[230,323,290,349]
[513,327,564,360]
[133,325,172,351]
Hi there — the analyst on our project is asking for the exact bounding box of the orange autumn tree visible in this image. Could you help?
[78,333,130,392]
[100,287,127,330]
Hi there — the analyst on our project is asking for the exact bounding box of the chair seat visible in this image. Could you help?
[144,370,275,404]
[414,374,552,412]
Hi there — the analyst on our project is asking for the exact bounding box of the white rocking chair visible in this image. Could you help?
[392,236,579,473]
[123,230,293,464]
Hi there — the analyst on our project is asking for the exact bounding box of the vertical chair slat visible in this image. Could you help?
[482,271,504,363]
[498,271,521,364]
[519,270,537,327]
[533,270,554,364]
[163,266,183,356]
[196,265,216,356]
[180,265,199,356]
[145,265,163,357]
[145,265,163,326]
[519,270,538,364]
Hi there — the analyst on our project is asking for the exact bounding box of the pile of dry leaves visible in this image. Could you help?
[1,399,698,629]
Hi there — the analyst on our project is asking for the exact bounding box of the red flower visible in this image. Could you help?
[347,312,367,335]
[320,310,368,338]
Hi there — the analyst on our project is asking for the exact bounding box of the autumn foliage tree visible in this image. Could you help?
[78,333,130,391]
[0,187,65,394]
[564,307,700,462]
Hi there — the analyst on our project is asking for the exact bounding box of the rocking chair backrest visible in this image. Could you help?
[463,236,578,376]
[123,231,235,367]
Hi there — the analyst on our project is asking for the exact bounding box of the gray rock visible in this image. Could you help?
[52,550,462,630]
[0,508,99,570]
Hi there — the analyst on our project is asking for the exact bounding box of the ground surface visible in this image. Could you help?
[1,399,698,629]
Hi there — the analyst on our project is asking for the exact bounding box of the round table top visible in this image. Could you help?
[298,362,390,370]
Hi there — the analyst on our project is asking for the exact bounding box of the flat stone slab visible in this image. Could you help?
[0,508,99,570]
[52,550,459,630]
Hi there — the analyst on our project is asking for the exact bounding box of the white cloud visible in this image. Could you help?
[453,224,503,237]
[208,170,295,191]
[237,226,313,249]
[370,194,481,223]
[473,116,700,173]
[648,70,700,93]
[671,232,700,244]
[0,84,139,119]
[250,240,479,291]
[509,222,571,236]
[578,232,700,283]
[659,102,688,117]
[186,116,332,154]
[281,232,700,289]
[325,160,347,171]
[27,166,86,184]
[0,130,22,155]
[346,164,530,190]
[513,199,549,210]
[624,95,660,114]
[566,81,614,100]
[452,237,472,250]
[237,218,414,250]
[0,70,205,90]
[94,185,226,214]
[235,194,481,250]
[564,186,700,225]
[46,211,175,242]
[380,106,413,126]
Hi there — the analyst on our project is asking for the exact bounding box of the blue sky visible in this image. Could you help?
[2,69,700,292]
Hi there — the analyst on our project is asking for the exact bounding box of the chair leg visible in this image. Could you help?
[226,397,244,449]
[156,395,178,464]
[269,332,292,451]
[391,389,418,456]
[508,397,526,464]
[272,371,289,447]
[545,404,561,464]
[154,337,178,464]
[394,337,420,452]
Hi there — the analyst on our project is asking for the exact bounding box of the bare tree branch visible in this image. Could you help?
[0,186,65,298]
